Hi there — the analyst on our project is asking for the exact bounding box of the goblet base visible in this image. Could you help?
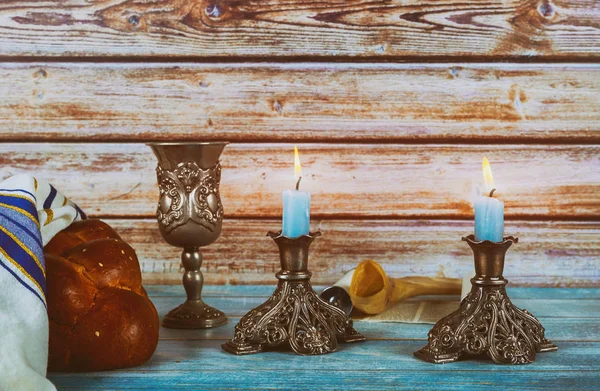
[162,299,227,329]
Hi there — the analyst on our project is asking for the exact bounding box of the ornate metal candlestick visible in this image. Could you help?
[148,142,228,329]
[415,235,557,364]
[222,231,365,355]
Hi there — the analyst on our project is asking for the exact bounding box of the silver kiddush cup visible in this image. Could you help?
[147,142,228,329]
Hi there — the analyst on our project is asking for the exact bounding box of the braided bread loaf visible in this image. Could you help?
[44,219,159,372]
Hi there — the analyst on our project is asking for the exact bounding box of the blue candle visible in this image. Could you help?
[474,157,504,242]
[282,190,310,238]
[282,146,311,238]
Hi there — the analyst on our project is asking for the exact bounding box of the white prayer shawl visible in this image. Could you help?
[0,175,85,391]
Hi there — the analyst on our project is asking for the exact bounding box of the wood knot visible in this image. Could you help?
[449,66,459,78]
[35,69,47,79]
[537,1,555,19]
[509,84,527,120]
[205,4,224,19]
[128,14,141,26]
[273,100,283,115]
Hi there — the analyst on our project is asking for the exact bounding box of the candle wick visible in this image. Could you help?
[489,188,496,198]
[295,176,302,190]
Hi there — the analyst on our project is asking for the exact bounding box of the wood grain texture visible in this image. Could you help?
[1,1,599,59]
[148,288,600,341]
[148,295,600,319]
[154,312,600,341]
[76,340,600,371]
[144,285,600,299]
[0,63,599,142]
[1,143,597,219]
[47,286,600,391]
[47,369,600,391]
[108,219,600,286]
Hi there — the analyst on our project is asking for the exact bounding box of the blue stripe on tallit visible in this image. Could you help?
[0,257,46,308]
[0,195,37,216]
[0,224,46,295]
[0,209,43,250]
[0,188,36,200]
[0,201,40,243]
[74,203,87,220]
[43,185,57,209]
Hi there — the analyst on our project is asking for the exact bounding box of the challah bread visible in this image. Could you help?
[44,219,159,372]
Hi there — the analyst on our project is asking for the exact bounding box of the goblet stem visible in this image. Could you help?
[182,247,203,301]
[161,247,227,329]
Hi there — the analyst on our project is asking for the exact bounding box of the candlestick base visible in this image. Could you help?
[222,231,365,356]
[414,235,557,365]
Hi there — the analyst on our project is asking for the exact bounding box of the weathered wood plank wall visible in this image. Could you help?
[1,64,599,142]
[113,219,600,286]
[0,1,598,286]
[1,1,599,59]
[1,143,598,218]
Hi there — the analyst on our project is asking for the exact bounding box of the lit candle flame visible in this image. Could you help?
[294,146,302,178]
[482,156,496,197]
[294,146,302,190]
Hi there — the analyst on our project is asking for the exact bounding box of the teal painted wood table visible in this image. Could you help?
[49,286,600,390]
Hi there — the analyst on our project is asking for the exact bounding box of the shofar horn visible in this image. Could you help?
[321,260,462,315]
